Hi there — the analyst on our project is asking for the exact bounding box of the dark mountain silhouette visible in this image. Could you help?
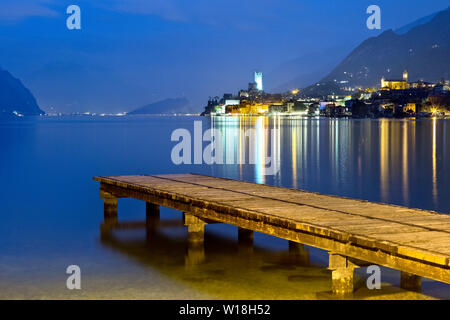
[303,7,450,96]
[0,68,44,116]
[128,97,190,114]
[266,45,352,92]
[395,11,439,35]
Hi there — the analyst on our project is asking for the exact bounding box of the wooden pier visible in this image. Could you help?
[94,173,450,295]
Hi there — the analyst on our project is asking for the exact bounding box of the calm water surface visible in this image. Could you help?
[0,115,449,299]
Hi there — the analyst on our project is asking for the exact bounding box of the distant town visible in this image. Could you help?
[201,71,450,118]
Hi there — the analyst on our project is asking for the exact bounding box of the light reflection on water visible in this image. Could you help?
[210,116,449,212]
[95,216,438,300]
[0,115,449,299]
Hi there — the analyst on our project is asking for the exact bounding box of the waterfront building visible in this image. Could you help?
[227,102,267,115]
[211,99,241,114]
[202,68,449,117]
[410,80,435,89]
[269,104,288,114]
[403,103,416,113]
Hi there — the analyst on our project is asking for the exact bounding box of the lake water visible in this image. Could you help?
[1,115,449,299]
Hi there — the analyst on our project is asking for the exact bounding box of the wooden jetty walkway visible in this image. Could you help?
[94,173,450,295]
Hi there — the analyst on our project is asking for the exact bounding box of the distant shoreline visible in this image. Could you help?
[2,113,449,120]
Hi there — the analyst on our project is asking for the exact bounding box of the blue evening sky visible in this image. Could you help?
[0,0,448,113]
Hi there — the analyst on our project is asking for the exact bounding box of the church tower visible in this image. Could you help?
[403,70,408,82]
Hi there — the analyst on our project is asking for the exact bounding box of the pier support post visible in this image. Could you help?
[146,202,160,226]
[145,203,160,244]
[101,190,118,225]
[328,253,356,296]
[400,271,422,292]
[238,227,254,244]
[184,213,206,243]
[184,213,206,266]
[289,241,310,265]
[238,227,254,255]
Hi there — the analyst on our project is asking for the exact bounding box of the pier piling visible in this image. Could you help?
[101,190,118,224]
[400,271,422,292]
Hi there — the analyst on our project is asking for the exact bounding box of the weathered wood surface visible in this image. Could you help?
[94,173,450,284]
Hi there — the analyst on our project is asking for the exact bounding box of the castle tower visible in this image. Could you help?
[403,70,408,82]
[254,72,263,91]
[381,76,385,88]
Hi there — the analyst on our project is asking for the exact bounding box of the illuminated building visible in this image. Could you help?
[212,100,240,114]
[269,103,290,114]
[381,70,410,90]
[238,90,249,98]
[227,98,283,115]
[254,72,263,91]
[411,80,435,89]
[403,103,416,113]
[403,70,408,82]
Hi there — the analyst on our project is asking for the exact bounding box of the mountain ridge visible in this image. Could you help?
[302,7,450,96]
[0,68,44,116]
[128,97,191,114]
